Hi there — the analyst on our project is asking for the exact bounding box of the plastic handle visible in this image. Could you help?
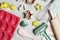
[41,31,51,40]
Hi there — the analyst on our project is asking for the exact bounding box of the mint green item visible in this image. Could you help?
[41,31,51,40]
[33,23,48,35]
[20,21,28,27]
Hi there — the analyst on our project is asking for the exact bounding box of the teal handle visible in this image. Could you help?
[41,31,51,40]
[33,23,48,35]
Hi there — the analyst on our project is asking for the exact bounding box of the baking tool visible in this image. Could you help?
[48,10,60,40]
[17,28,35,40]
[36,0,55,21]
[41,31,51,40]
[0,10,20,40]
[33,23,51,40]
[33,23,48,35]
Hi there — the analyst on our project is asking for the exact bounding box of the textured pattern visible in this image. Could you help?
[0,10,20,40]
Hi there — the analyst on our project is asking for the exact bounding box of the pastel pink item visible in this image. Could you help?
[18,28,35,40]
